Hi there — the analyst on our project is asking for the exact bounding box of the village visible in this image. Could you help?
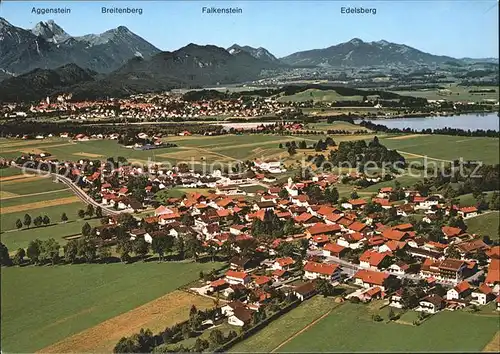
[7,142,500,339]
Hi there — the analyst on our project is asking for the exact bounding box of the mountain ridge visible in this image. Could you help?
[0,18,161,76]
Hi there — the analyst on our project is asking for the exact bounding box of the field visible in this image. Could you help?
[269,302,499,352]
[230,296,339,353]
[458,191,497,207]
[380,135,499,164]
[465,211,500,240]
[390,84,499,103]
[276,88,380,103]
[1,261,224,353]
[40,290,215,353]
[306,121,371,132]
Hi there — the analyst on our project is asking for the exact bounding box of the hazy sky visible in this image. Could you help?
[1,0,498,58]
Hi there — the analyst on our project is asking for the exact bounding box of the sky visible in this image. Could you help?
[0,0,498,58]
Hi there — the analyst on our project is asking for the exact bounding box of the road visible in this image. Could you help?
[13,165,121,216]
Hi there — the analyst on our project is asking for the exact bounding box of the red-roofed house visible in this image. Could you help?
[458,206,478,219]
[382,229,408,242]
[303,261,342,282]
[306,223,341,237]
[225,270,251,285]
[341,199,367,210]
[353,269,390,291]
[446,281,472,300]
[441,226,463,239]
[272,257,295,270]
[359,250,392,270]
[348,221,367,233]
[471,284,495,305]
[323,243,347,258]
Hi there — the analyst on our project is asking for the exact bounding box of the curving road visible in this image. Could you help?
[13,165,121,216]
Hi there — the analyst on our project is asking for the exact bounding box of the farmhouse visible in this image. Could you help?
[446,281,472,300]
[471,283,495,305]
[225,270,251,285]
[303,261,342,282]
[353,269,389,291]
[458,206,478,219]
[417,295,445,314]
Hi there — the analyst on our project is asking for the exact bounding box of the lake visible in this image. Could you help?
[355,112,499,131]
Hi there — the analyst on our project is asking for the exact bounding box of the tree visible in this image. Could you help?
[181,213,194,226]
[193,337,209,352]
[186,237,203,261]
[15,219,23,230]
[98,245,112,263]
[26,239,42,264]
[40,238,60,265]
[151,235,174,261]
[325,186,339,204]
[279,188,289,199]
[95,206,103,218]
[0,242,11,266]
[288,145,297,156]
[117,213,137,230]
[78,209,86,219]
[209,328,224,346]
[86,204,95,218]
[64,240,79,263]
[117,239,133,263]
[315,278,335,297]
[12,248,25,266]
[42,215,50,225]
[82,222,92,237]
[61,212,68,223]
[446,245,461,259]
[350,191,359,199]
[23,214,32,228]
[33,215,43,227]
[174,237,185,259]
[133,238,150,259]
[77,238,97,263]
[283,218,296,236]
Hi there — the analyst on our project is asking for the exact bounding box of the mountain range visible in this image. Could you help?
[0,18,160,75]
[0,18,498,102]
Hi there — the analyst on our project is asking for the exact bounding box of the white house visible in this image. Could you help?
[471,284,495,305]
[303,261,342,282]
[446,281,471,300]
[225,270,251,285]
[389,289,404,308]
[458,206,478,219]
[416,295,444,314]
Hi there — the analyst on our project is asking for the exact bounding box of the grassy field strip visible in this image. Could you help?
[276,303,499,352]
[1,262,224,352]
[0,196,80,214]
[271,306,337,352]
[0,174,37,182]
[229,296,338,353]
[465,211,500,240]
[398,150,452,162]
[12,143,76,154]
[483,331,500,352]
[1,176,42,185]
[38,291,215,353]
[1,188,71,201]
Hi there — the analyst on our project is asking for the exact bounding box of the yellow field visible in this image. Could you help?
[483,331,500,352]
[387,134,427,140]
[0,196,80,214]
[38,290,215,353]
[1,176,41,185]
[0,191,20,198]
[0,174,36,182]
[3,143,73,154]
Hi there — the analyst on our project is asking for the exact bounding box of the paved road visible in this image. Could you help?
[14,165,121,216]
